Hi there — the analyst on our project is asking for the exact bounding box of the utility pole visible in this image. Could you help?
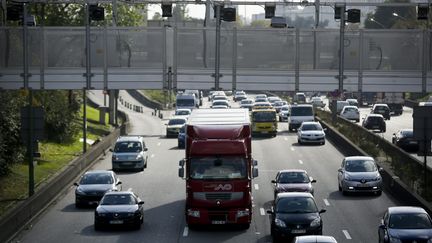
[338,4,346,98]
[214,4,221,90]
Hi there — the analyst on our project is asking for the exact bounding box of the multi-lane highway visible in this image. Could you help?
[14,91,403,243]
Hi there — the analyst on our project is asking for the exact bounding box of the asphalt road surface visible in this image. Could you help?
[14,91,403,243]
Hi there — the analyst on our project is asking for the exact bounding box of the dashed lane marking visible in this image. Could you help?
[298,160,303,164]
[157,142,161,146]
[183,226,189,237]
[342,230,352,240]
[127,188,132,191]
[323,199,330,206]
[260,208,266,216]
[284,137,288,141]
[290,147,295,151]
[151,154,155,158]
[254,184,259,190]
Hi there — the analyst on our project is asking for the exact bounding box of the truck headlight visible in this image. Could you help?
[236,209,250,218]
[275,218,286,228]
[310,218,321,227]
[187,209,200,218]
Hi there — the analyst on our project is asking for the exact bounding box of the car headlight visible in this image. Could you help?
[389,236,402,243]
[97,212,107,217]
[344,174,352,181]
[127,212,135,217]
[112,155,118,161]
[310,218,321,228]
[136,154,143,160]
[76,187,86,195]
[275,218,286,228]
[372,175,382,181]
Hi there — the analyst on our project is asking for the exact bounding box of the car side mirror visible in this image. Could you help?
[338,168,342,172]
[178,167,185,178]
[271,180,276,183]
[392,133,396,136]
[379,167,384,172]
[319,209,326,214]
[311,179,317,183]
[138,201,145,205]
[179,159,185,167]
[378,224,385,230]
[109,148,113,152]
[253,160,258,166]
[116,181,122,185]
[144,147,148,151]
[73,182,79,186]
[266,209,274,215]
[253,168,259,178]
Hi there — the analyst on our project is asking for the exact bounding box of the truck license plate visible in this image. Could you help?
[211,220,226,225]
[109,220,123,224]
[291,229,306,234]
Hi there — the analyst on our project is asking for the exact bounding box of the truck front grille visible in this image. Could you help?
[193,192,243,201]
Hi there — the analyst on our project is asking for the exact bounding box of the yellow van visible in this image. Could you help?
[251,109,278,137]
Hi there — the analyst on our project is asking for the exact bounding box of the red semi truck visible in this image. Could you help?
[178,109,258,228]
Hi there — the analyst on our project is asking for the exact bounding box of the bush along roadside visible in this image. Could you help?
[316,109,432,203]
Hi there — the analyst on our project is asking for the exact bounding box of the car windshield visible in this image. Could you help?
[375,106,388,111]
[344,107,357,112]
[175,110,190,116]
[291,107,313,116]
[100,194,136,205]
[345,160,377,172]
[401,130,413,137]
[80,173,113,185]
[241,100,253,104]
[252,111,276,122]
[168,119,186,126]
[278,172,310,183]
[190,156,247,180]
[213,101,228,106]
[389,213,432,229]
[281,106,289,111]
[276,197,318,213]
[367,116,383,123]
[301,124,322,131]
[114,141,142,153]
[176,99,194,106]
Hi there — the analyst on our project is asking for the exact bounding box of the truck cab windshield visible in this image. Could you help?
[190,156,247,180]
[252,111,276,122]
[291,107,313,116]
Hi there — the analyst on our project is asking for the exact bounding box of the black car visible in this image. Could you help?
[272,170,317,198]
[74,170,122,207]
[392,129,419,152]
[267,192,326,242]
[388,103,403,115]
[362,114,386,133]
[378,206,432,243]
[371,104,391,120]
[94,191,144,230]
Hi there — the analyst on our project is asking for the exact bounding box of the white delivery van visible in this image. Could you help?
[176,93,198,110]
[288,104,315,131]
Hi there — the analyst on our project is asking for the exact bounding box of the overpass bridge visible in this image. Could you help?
[0,26,431,92]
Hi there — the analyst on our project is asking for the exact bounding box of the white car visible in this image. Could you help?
[240,99,254,110]
[340,105,360,122]
[297,121,326,145]
[234,91,247,102]
[174,108,192,118]
[310,97,325,108]
[166,116,187,138]
[278,105,290,121]
[211,100,230,108]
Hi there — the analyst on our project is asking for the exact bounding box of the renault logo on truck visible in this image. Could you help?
[214,184,232,191]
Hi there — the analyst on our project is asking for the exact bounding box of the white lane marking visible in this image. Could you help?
[151,154,155,158]
[323,199,330,206]
[284,137,288,141]
[182,226,189,237]
[255,232,261,235]
[290,147,295,151]
[157,142,161,146]
[254,184,259,190]
[127,188,132,191]
[298,160,303,164]
[342,230,352,240]
[260,208,266,216]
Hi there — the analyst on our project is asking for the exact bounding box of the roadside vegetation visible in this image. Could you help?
[0,90,111,216]
[141,90,176,107]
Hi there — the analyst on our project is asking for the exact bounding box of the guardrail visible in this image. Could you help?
[316,113,432,215]
[0,101,129,243]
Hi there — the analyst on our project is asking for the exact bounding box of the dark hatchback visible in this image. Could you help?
[94,191,144,230]
[392,129,419,152]
[267,192,326,242]
[362,114,386,133]
[178,125,186,148]
[372,104,391,120]
[272,169,316,199]
[74,170,122,207]
[378,206,432,243]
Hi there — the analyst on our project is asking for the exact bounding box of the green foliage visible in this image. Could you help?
[142,90,175,106]
[0,91,27,176]
[34,91,81,143]
[250,20,270,28]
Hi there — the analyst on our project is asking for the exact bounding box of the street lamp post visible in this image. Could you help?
[370,18,386,28]
[392,12,408,21]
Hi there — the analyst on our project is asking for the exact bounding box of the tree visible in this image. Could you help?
[250,20,270,28]
[364,0,416,29]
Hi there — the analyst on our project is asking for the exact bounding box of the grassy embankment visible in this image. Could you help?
[0,105,111,216]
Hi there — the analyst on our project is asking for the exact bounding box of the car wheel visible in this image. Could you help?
[94,222,102,231]
[298,139,302,145]
[321,141,325,145]
[239,223,250,230]
[376,190,382,196]
[356,119,360,123]
[272,235,280,243]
